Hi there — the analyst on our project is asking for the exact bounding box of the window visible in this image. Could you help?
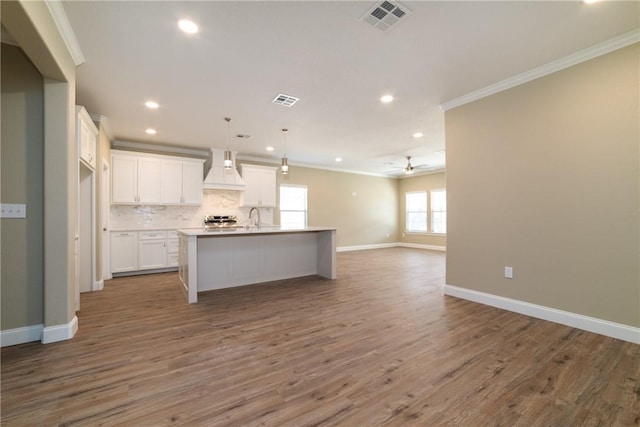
[406,191,427,232]
[405,189,447,234]
[280,185,307,228]
[430,189,446,234]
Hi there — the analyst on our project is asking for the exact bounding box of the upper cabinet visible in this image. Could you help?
[240,164,277,207]
[160,158,203,205]
[111,150,203,205]
[76,106,98,170]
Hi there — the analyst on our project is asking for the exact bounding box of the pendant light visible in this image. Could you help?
[224,117,233,170]
[281,128,289,175]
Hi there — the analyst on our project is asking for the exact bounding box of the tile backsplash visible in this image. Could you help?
[110,190,274,230]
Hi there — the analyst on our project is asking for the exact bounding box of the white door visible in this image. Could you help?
[79,163,94,294]
[102,160,111,280]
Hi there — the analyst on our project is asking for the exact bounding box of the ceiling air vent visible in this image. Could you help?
[272,93,300,107]
[362,0,411,32]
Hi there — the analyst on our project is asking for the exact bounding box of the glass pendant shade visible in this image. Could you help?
[224,149,232,170]
[281,128,289,175]
[224,117,233,170]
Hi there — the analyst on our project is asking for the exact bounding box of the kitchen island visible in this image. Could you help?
[178,226,337,303]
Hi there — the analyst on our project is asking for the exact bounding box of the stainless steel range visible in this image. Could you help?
[203,215,238,229]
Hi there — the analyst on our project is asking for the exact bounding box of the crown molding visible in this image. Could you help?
[45,0,85,66]
[112,140,210,158]
[441,29,640,111]
[236,154,394,178]
[89,113,113,142]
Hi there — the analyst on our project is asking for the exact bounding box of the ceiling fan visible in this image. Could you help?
[402,156,430,175]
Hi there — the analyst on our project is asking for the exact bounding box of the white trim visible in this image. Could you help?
[440,29,640,111]
[236,154,393,178]
[337,242,446,252]
[94,279,104,291]
[0,324,43,347]
[337,243,397,252]
[45,0,85,66]
[42,316,78,344]
[112,141,209,158]
[443,285,640,344]
[90,113,113,142]
[397,243,446,252]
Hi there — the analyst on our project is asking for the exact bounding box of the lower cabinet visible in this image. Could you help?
[166,231,179,267]
[138,231,167,270]
[111,229,179,275]
[111,232,138,273]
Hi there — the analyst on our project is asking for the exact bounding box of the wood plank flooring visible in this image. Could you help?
[2,248,638,426]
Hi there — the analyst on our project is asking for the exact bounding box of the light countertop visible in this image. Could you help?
[178,226,336,237]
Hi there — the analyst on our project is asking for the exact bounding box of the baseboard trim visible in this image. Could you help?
[444,285,640,344]
[337,242,446,253]
[42,316,78,344]
[397,243,446,252]
[93,279,104,291]
[337,243,397,252]
[0,324,44,347]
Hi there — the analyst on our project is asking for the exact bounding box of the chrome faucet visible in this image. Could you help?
[249,207,261,228]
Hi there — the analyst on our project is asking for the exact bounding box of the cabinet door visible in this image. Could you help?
[111,232,138,272]
[241,167,262,206]
[77,107,97,169]
[182,161,203,205]
[259,169,277,207]
[160,159,183,204]
[138,240,166,270]
[111,155,138,203]
[137,158,162,203]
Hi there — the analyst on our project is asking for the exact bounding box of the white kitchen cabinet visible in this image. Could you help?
[240,164,277,207]
[112,150,202,205]
[160,159,203,205]
[111,229,181,274]
[110,231,138,273]
[166,230,179,267]
[138,231,167,270]
[111,152,162,204]
[137,157,162,203]
[76,106,98,170]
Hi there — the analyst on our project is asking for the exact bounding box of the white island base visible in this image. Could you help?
[178,227,337,303]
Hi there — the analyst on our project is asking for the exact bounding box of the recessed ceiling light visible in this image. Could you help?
[335,157,342,162]
[380,94,394,103]
[266,146,274,152]
[583,0,599,3]
[145,128,157,135]
[413,132,423,138]
[178,19,198,34]
[145,101,159,109]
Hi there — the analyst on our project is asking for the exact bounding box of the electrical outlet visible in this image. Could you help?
[504,266,513,279]
[1,204,26,218]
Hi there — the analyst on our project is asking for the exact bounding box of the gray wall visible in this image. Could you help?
[1,43,45,329]
[445,44,639,327]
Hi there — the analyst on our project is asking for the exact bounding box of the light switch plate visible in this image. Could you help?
[1,204,27,218]
[504,266,513,279]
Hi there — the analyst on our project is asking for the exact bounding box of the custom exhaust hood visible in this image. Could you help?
[203,148,245,190]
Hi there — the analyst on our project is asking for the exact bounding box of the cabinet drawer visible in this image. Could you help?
[167,252,179,267]
[139,231,167,240]
[167,238,179,253]
[167,230,178,239]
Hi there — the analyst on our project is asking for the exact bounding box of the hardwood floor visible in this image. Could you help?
[2,248,638,426]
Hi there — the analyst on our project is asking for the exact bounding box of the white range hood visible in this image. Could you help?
[203,148,245,191]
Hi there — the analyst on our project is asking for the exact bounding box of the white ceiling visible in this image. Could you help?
[61,1,639,176]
